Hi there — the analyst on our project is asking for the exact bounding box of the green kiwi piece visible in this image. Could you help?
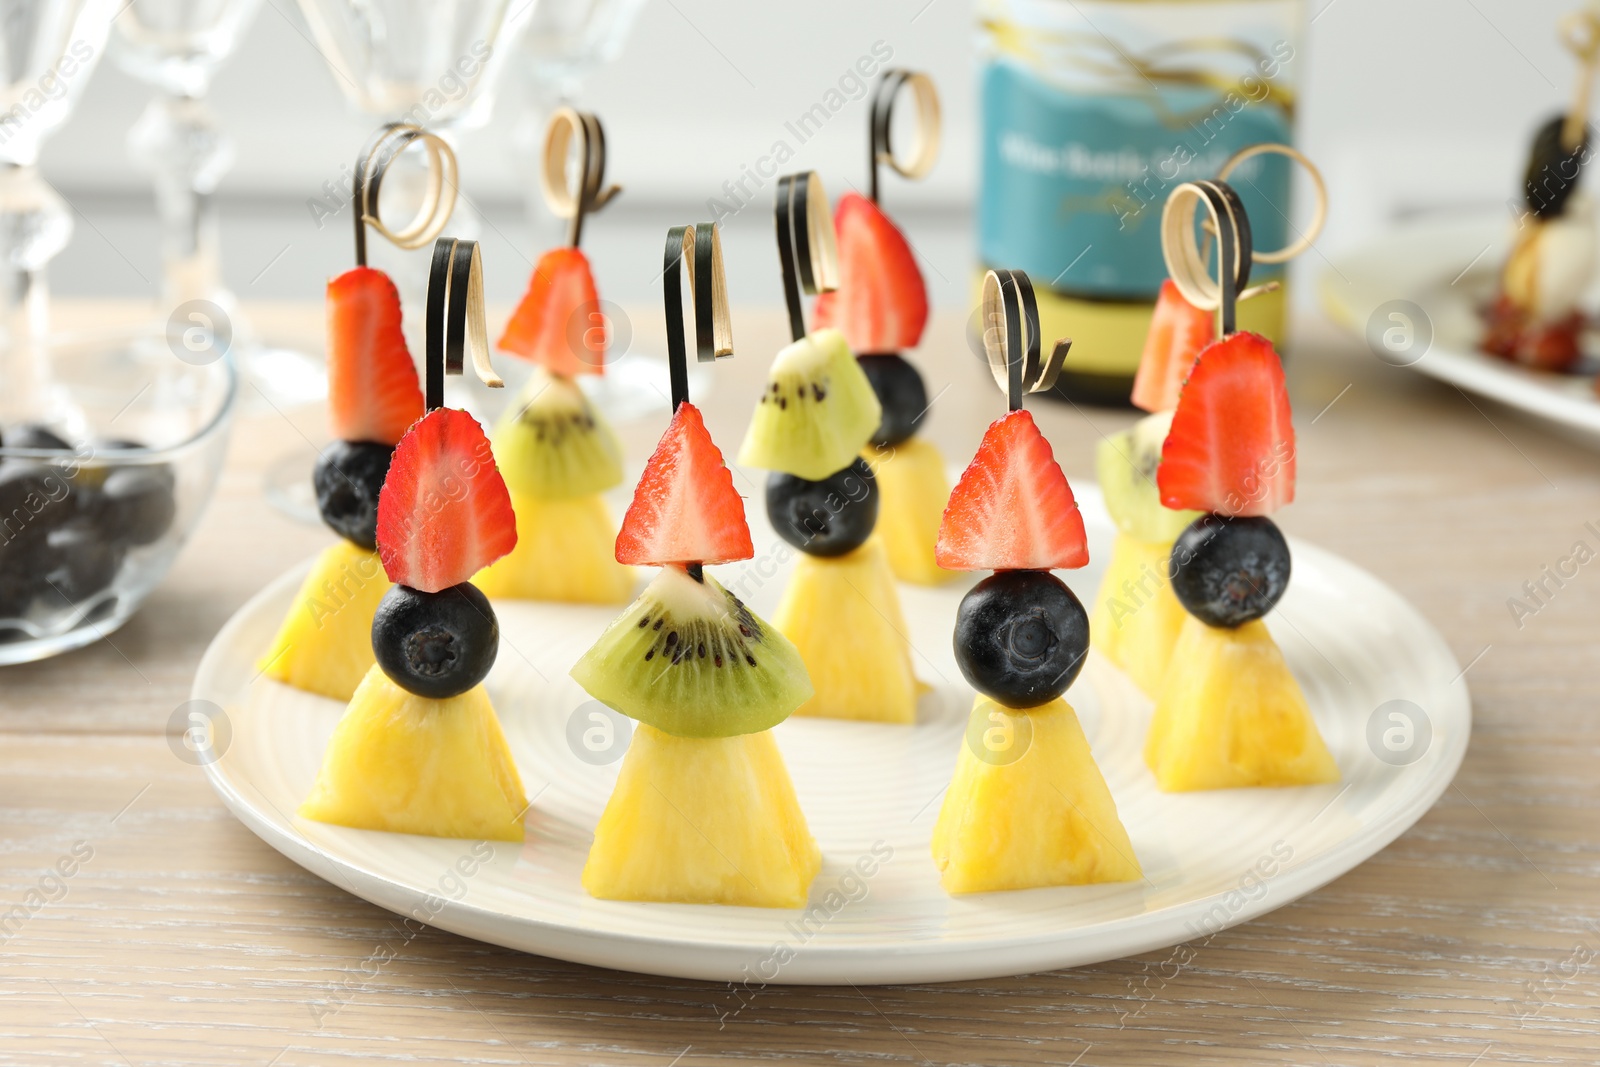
[570,566,813,738]
[737,327,882,480]
[492,368,623,499]
[1096,410,1203,543]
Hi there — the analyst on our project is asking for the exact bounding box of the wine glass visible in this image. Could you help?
[110,0,327,412]
[0,0,117,435]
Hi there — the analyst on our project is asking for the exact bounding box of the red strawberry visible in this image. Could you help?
[326,267,425,445]
[497,246,605,376]
[1131,279,1215,412]
[936,409,1088,571]
[812,192,928,353]
[376,408,518,592]
[616,402,753,567]
[1158,331,1295,517]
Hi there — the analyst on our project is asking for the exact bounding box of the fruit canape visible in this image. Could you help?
[261,124,454,701]
[931,270,1141,894]
[476,108,633,604]
[301,238,528,841]
[738,172,921,724]
[1141,175,1338,792]
[812,71,953,586]
[572,223,820,907]
[1483,7,1599,371]
[1093,144,1325,702]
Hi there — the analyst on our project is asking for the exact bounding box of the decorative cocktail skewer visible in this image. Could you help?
[1094,143,1323,701]
[1483,1,1600,370]
[477,108,634,603]
[1139,161,1339,792]
[301,235,528,842]
[259,123,458,702]
[571,222,820,907]
[931,269,1142,894]
[738,171,922,724]
[813,70,954,585]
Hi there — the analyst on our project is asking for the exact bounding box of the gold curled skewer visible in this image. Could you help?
[424,237,501,411]
[980,268,1068,410]
[353,122,458,267]
[1561,3,1600,150]
[542,107,622,248]
[775,171,840,342]
[869,69,942,203]
[1215,142,1328,264]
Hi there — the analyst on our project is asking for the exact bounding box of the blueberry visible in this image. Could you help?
[1524,114,1588,219]
[96,467,176,546]
[36,522,125,608]
[857,354,928,447]
[1169,514,1291,629]
[372,582,499,699]
[954,570,1089,708]
[74,439,175,495]
[766,457,878,557]
[0,463,75,549]
[314,440,394,550]
[2,424,72,451]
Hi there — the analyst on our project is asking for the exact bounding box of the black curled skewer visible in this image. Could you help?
[662,222,733,411]
[352,122,458,267]
[774,171,839,343]
[868,69,941,204]
[424,237,502,412]
[1161,179,1251,337]
[981,269,1068,412]
[542,107,622,248]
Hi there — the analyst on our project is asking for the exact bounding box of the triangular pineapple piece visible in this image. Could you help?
[865,439,956,586]
[1145,617,1340,791]
[1090,531,1188,699]
[473,490,635,604]
[300,665,528,841]
[259,540,389,702]
[933,695,1142,893]
[773,538,918,723]
[583,724,820,907]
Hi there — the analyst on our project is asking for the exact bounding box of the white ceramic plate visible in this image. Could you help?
[1319,212,1600,437]
[192,487,1470,985]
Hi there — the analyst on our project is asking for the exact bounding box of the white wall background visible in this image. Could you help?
[35,0,1596,306]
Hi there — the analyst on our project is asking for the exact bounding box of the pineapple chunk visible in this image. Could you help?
[473,490,635,604]
[1145,617,1340,791]
[583,724,821,907]
[1090,532,1187,699]
[300,665,528,841]
[866,439,956,585]
[773,538,919,723]
[259,540,389,702]
[933,695,1142,893]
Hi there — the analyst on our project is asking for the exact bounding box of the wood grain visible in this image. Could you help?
[2,303,1598,1065]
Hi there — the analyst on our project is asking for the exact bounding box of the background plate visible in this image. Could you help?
[1320,212,1600,437]
[193,487,1470,985]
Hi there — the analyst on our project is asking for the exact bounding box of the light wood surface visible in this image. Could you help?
[3,301,1599,1066]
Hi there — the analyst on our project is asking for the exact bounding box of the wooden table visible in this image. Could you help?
[3,301,1597,1066]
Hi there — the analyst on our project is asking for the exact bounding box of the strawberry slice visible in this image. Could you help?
[497,246,605,377]
[936,409,1088,571]
[327,267,425,445]
[812,192,928,353]
[377,408,518,592]
[616,402,753,567]
[1158,331,1296,517]
[1131,279,1215,412]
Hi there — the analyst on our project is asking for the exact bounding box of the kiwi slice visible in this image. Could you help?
[737,328,882,480]
[1096,410,1203,543]
[492,368,623,499]
[571,566,813,738]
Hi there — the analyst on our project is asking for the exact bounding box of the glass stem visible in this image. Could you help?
[130,91,232,311]
[0,163,73,430]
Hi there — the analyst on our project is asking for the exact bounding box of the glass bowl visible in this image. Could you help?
[0,338,237,664]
